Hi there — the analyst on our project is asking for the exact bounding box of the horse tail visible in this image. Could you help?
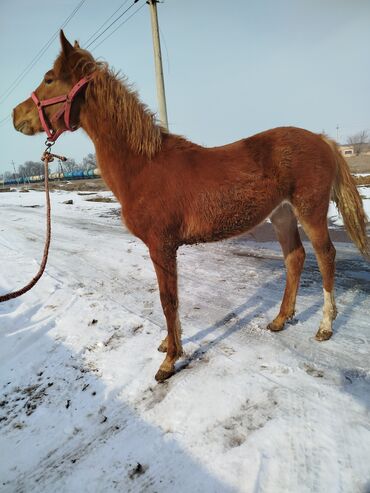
[321,135,369,258]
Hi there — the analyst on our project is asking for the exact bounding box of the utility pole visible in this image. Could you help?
[147,0,168,131]
[11,160,19,185]
[336,124,340,142]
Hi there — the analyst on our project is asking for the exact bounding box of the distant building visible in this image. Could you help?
[339,145,355,156]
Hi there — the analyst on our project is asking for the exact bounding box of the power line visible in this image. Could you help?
[0,116,11,130]
[91,3,146,51]
[85,0,140,49]
[83,0,131,46]
[0,0,145,125]
[0,0,87,105]
[0,115,11,125]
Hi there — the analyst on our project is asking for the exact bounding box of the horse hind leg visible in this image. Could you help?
[298,214,337,340]
[267,203,306,332]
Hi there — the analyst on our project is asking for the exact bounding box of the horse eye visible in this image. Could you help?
[45,78,53,85]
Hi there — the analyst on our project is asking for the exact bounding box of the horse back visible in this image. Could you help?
[126,127,336,246]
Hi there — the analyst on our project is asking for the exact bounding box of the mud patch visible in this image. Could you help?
[0,381,54,429]
[98,208,121,220]
[85,196,117,203]
[103,328,126,351]
[303,363,324,378]
[128,462,148,480]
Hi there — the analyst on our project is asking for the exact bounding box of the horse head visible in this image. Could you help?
[13,31,95,141]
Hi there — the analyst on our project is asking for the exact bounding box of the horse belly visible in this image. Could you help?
[183,184,280,243]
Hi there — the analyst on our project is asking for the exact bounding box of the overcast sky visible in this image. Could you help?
[0,0,369,174]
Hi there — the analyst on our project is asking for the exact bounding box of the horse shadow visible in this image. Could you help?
[181,272,284,364]
[181,242,370,364]
[297,250,370,335]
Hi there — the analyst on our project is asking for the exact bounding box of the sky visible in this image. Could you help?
[0,0,369,174]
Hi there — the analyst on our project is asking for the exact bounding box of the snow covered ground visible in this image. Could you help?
[0,188,369,493]
[328,184,370,227]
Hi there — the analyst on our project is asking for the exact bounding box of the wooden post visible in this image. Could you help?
[148,0,169,130]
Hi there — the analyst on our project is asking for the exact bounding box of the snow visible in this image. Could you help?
[328,185,370,227]
[0,189,369,493]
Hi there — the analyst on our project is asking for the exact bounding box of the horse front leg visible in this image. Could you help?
[150,245,183,381]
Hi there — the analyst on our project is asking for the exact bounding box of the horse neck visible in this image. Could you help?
[79,73,161,196]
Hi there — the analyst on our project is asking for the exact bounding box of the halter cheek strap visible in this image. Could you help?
[31,73,95,143]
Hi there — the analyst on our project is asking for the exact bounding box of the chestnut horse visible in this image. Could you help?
[13,31,369,381]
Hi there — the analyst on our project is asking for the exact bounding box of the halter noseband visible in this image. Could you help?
[31,73,94,143]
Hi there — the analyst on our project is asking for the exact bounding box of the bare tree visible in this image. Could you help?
[347,130,369,155]
[18,161,44,177]
[81,153,97,171]
[62,158,78,173]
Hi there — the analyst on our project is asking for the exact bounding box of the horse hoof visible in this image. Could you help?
[155,368,175,382]
[315,329,332,341]
[267,321,284,332]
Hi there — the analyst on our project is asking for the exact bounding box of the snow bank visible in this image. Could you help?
[328,185,370,227]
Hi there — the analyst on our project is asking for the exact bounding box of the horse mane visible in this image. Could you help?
[68,54,163,158]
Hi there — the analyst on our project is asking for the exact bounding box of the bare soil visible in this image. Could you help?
[19,178,109,192]
[346,154,370,173]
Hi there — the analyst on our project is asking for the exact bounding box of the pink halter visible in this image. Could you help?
[31,73,94,143]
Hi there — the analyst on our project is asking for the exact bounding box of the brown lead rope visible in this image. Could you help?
[0,149,66,303]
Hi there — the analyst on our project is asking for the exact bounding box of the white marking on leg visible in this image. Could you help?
[319,289,335,335]
[330,290,338,319]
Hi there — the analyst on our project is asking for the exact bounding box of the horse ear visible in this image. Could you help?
[74,40,80,49]
[60,30,74,57]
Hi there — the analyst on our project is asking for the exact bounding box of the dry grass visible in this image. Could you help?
[353,175,370,186]
[84,196,116,203]
[17,178,109,192]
